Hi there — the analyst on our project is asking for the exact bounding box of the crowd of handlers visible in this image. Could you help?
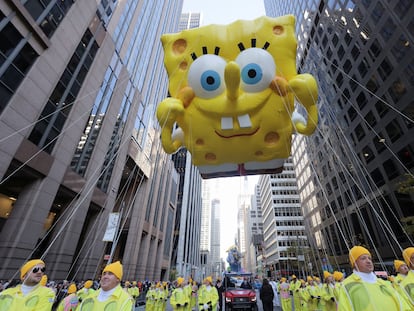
[0,246,414,310]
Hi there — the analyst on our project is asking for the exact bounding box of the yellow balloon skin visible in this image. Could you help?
[157,15,318,175]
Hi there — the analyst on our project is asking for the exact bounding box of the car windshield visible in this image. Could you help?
[224,273,254,289]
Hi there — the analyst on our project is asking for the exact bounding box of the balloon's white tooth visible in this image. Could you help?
[221,117,233,130]
[238,114,252,128]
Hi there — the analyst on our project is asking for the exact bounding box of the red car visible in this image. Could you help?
[223,272,257,311]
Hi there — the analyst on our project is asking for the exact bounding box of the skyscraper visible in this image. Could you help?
[265,0,414,271]
[257,158,308,277]
[0,1,183,281]
[170,11,204,280]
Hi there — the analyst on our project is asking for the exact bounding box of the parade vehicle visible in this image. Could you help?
[223,272,257,311]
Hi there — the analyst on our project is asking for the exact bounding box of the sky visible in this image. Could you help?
[182,0,266,26]
[181,0,265,262]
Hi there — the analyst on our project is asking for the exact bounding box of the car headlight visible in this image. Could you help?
[225,297,231,302]
[251,297,257,302]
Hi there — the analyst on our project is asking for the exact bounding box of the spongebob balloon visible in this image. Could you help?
[157,15,318,178]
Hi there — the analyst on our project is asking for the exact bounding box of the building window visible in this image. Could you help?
[368,39,381,61]
[373,135,386,153]
[375,99,388,117]
[380,18,396,42]
[370,168,385,187]
[28,29,98,153]
[365,111,377,127]
[391,34,411,62]
[358,58,369,76]
[398,146,414,169]
[347,106,357,121]
[371,2,384,24]
[393,0,411,19]
[388,79,407,102]
[355,124,365,140]
[366,75,379,92]
[343,59,352,73]
[337,45,345,59]
[362,146,374,163]
[23,0,74,38]
[351,45,360,60]
[356,92,367,109]
[385,119,403,142]
[404,63,414,86]
[383,159,399,179]
[378,58,393,81]
[0,14,38,114]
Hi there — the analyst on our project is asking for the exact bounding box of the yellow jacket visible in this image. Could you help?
[128,286,139,298]
[197,285,219,311]
[170,288,190,311]
[0,284,55,311]
[77,288,95,302]
[77,285,133,311]
[399,270,414,307]
[338,273,411,311]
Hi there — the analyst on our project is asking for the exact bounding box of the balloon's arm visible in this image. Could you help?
[288,74,318,135]
[156,87,194,153]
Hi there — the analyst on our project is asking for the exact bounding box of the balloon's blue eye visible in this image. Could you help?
[188,55,226,99]
[201,70,221,91]
[241,64,263,85]
[235,48,276,93]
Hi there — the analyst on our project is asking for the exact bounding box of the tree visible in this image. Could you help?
[396,174,414,194]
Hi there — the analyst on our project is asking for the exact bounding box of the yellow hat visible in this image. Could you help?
[280,277,286,282]
[394,260,406,271]
[20,259,45,280]
[291,274,297,279]
[333,271,343,282]
[323,271,331,280]
[103,261,123,280]
[403,247,414,266]
[349,246,371,267]
[204,276,213,284]
[84,280,93,289]
[125,281,130,286]
[307,276,313,282]
[300,279,305,284]
[177,277,184,286]
[68,283,77,294]
[40,274,48,286]
[132,281,137,285]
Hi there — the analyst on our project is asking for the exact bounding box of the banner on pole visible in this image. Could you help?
[103,212,119,241]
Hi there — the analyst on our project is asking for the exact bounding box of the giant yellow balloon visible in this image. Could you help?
[157,15,318,178]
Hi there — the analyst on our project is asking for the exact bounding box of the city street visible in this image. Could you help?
[134,290,284,311]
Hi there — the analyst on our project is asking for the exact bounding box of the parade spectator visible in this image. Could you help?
[259,278,274,311]
[77,261,134,310]
[338,246,411,311]
[268,278,280,308]
[0,259,55,311]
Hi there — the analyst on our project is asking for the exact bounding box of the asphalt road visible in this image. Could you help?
[134,290,284,311]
